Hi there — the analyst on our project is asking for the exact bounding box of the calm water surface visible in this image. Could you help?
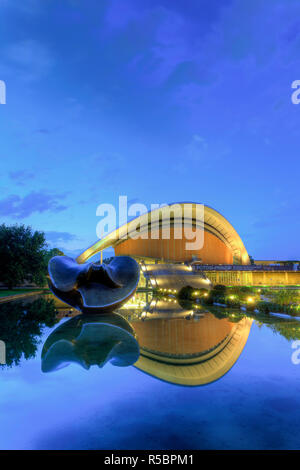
[0,295,300,450]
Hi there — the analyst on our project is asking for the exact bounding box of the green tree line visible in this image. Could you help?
[0,224,63,289]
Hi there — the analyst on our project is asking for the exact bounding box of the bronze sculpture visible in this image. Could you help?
[48,255,140,313]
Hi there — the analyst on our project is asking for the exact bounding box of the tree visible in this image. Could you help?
[0,297,57,368]
[0,224,48,288]
[272,289,299,307]
[44,247,64,266]
[249,255,255,265]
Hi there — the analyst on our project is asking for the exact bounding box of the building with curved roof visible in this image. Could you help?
[77,202,250,265]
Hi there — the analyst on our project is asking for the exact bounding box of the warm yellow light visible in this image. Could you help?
[229,295,235,300]
[247,297,254,303]
[204,293,208,297]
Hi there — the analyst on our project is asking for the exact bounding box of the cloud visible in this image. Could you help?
[45,232,80,251]
[104,0,232,87]
[45,231,78,244]
[0,191,67,219]
[9,170,34,185]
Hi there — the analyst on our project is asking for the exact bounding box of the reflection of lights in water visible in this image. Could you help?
[122,297,147,309]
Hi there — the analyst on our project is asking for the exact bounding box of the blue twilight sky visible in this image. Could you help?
[0,0,299,260]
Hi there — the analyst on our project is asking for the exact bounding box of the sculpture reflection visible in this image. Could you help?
[41,313,140,372]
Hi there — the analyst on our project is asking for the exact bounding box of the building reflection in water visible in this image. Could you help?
[131,309,252,386]
[115,295,253,386]
[41,313,140,372]
[2,293,299,379]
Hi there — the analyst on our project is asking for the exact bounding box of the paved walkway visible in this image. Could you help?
[0,290,44,304]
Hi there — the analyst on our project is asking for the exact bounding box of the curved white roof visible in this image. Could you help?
[76,202,249,265]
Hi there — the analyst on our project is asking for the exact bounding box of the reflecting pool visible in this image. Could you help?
[1,294,300,450]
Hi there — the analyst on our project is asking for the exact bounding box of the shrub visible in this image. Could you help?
[211,284,227,296]
[257,301,271,314]
[213,295,226,304]
[177,285,195,300]
[246,303,256,312]
[226,298,241,308]
[201,295,214,305]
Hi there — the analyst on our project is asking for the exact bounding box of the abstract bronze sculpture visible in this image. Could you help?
[48,255,140,313]
[41,313,140,372]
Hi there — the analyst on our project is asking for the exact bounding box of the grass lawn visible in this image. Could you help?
[0,289,43,298]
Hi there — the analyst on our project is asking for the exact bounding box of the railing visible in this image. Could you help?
[193,265,299,272]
